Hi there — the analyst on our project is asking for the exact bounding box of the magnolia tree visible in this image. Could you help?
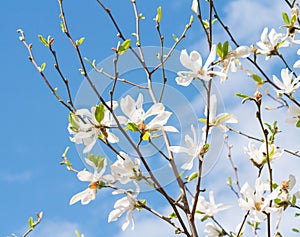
[17,0,300,236]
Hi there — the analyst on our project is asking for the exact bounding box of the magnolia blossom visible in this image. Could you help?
[195,191,231,219]
[68,102,119,153]
[111,152,142,184]
[238,178,278,222]
[70,158,113,205]
[244,141,284,167]
[204,222,224,237]
[286,105,300,125]
[169,125,203,170]
[202,94,238,138]
[219,45,251,82]
[273,68,300,94]
[191,0,198,14]
[176,45,225,86]
[119,93,178,133]
[108,184,140,231]
[268,175,300,228]
[256,27,289,59]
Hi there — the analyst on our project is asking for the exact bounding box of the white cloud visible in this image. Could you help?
[28,220,82,237]
[223,0,288,44]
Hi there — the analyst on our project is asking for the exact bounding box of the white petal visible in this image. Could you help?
[77,170,93,182]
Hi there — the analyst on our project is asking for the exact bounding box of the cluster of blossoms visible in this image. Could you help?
[62,1,300,235]
[69,152,142,230]
[238,176,300,228]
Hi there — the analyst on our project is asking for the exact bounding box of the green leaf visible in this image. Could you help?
[40,62,46,72]
[292,228,300,233]
[188,15,194,26]
[291,15,297,24]
[76,37,85,46]
[156,6,162,23]
[217,42,223,57]
[126,122,139,132]
[172,34,178,42]
[38,35,49,47]
[292,194,297,205]
[60,21,66,32]
[282,12,290,24]
[198,118,206,123]
[227,176,232,185]
[136,200,146,211]
[28,216,34,229]
[187,172,198,182]
[252,74,264,85]
[296,120,300,128]
[88,154,106,170]
[95,103,105,124]
[169,211,177,219]
[202,20,209,29]
[118,39,131,55]
[223,41,229,57]
[68,113,80,131]
[234,93,249,98]
[272,183,279,189]
[295,213,300,217]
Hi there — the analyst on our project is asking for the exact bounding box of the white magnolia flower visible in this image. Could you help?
[70,158,112,205]
[286,105,300,125]
[293,49,300,68]
[119,93,178,133]
[111,152,142,184]
[195,191,231,219]
[108,184,140,231]
[238,178,278,222]
[68,102,119,153]
[191,0,198,14]
[169,125,203,170]
[219,45,251,82]
[202,94,238,138]
[270,175,300,208]
[256,27,289,59]
[273,68,300,94]
[176,45,225,86]
[244,141,284,167]
[204,222,224,237]
[268,175,300,228]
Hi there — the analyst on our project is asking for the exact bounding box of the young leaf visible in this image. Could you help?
[38,35,49,47]
[172,34,178,42]
[28,216,34,229]
[76,37,85,46]
[126,122,139,132]
[217,42,223,57]
[282,12,290,24]
[156,6,162,23]
[169,211,177,219]
[296,120,300,128]
[95,103,105,124]
[39,63,46,72]
[223,41,229,57]
[187,172,198,182]
[118,39,131,55]
[234,93,249,98]
[252,74,264,85]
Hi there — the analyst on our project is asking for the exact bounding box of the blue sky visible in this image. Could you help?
[2,0,300,237]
